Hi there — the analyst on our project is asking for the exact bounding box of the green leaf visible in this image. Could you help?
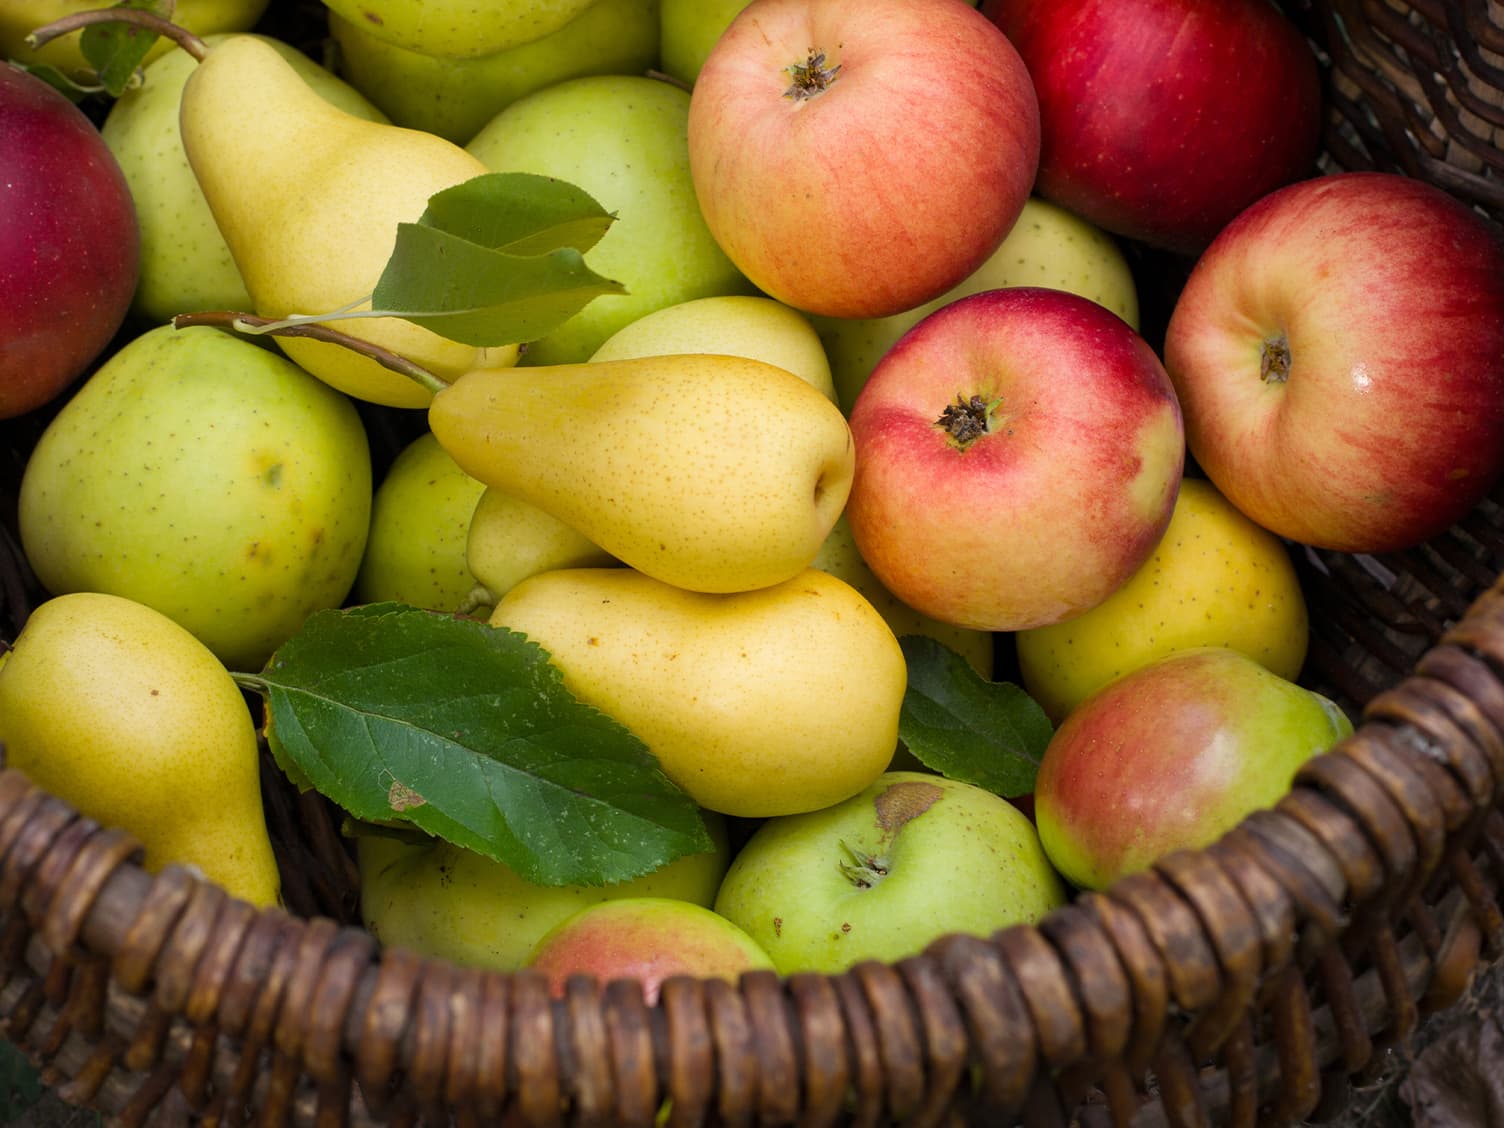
[414,172,617,257]
[247,603,712,887]
[370,225,626,347]
[898,635,1053,798]
[13,63,95,101]
[79,0,168,97]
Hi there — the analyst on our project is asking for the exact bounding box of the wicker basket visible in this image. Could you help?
[4,1,1504,1124]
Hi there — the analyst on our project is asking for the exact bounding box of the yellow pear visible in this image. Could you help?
[0,593,281,907]
[464,486,617,612]
[178,34,518,408]
[488,567,907,818]
[429,353,853,593]
[102,33,389,325]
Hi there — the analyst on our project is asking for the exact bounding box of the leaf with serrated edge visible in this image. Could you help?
[251,603,711,887]
[370,224,625,347]
[414,172,616,257]
[898,635,1053,798]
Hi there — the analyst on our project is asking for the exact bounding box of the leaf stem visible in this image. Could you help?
[25,8,208,61]
[172,310,451,396]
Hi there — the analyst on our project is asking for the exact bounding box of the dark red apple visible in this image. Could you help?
[981,0,1322,254]
[0,62,139,419]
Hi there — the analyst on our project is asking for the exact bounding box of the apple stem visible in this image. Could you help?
[171,310,451,396]
[25,8,208,62]
[1261,336,1293,384]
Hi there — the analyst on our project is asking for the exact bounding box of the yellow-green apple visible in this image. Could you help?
[814,196,1140,412]
[590,294,837,404]
[18,324,372,672]
[102,34,387,327]
[1016,476,1309,722]
[327,0,659,146]
[0,0,268,82]
[359,815,731,972]
[659,0,750,87]
[687,0,1039,320]
[320,0,599,58]
[1163,171,1504,554]
[523,897,776,1003]
[714,771,1067,975]
[353,431,486,613]
[981,0,1321,255]
[467,73,753,365]
[0,61,138,420]
[846,287,1184,632]
[464,486,617,614]
[1034,646,1352,891]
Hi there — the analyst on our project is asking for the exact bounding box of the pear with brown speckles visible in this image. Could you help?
[429,353,854,594]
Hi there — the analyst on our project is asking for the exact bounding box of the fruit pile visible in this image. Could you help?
[1,0,1502,1021]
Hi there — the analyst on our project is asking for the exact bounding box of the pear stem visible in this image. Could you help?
[171,311,451,396]
[25,8,208,61]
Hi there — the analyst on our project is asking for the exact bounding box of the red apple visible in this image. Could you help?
[0,62,139,419]
[846,286,1184,632]
[1033,647,1352,891]
[523,896,776,1005]
[687,0,1039,320]
[1163,171,1504,554]
[981,0,1321,255]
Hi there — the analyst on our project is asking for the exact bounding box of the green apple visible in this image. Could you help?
[358,812,730,972]
[813,515,994,678]
[0,0,268,82]
[327,0,660,146]
[590,294,837,403]
[17,324,372,673]
[714,771,1066,975]
[1034,646,1353,892]
[320,0,601,58]
[813,196,1141,412]
[101,34,387,324]
[353,431,486,613]
[523,896,776,1004]
[1016,476,1310,722]
[467,73,754,366]
[658,0,750,87]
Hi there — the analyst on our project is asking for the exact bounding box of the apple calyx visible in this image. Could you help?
[936,393,1003,450]
[1260,335,1292,385]
[784,51,841,102]
[834,779,944,889]
[837,840,890,889]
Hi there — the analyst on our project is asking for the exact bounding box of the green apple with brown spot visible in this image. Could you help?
[713,771,1067,975]
[1033,646,1352,892]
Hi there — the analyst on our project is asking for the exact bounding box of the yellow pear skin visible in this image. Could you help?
[0,593,281,907]
[488,567,907,818]
[430,354,854,593]
[178,35,518,408]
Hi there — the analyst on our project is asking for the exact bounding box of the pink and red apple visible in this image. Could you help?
[1033,646,1352,891]
[1163,171,1504,554]
[523,896,776,1004]
[846,286,1184,632]
[687,0,1039,320]
[981,0,1322,255]
[0,62,139,419]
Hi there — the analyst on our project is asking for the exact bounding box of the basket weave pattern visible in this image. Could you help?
[4,2,1504,1125]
